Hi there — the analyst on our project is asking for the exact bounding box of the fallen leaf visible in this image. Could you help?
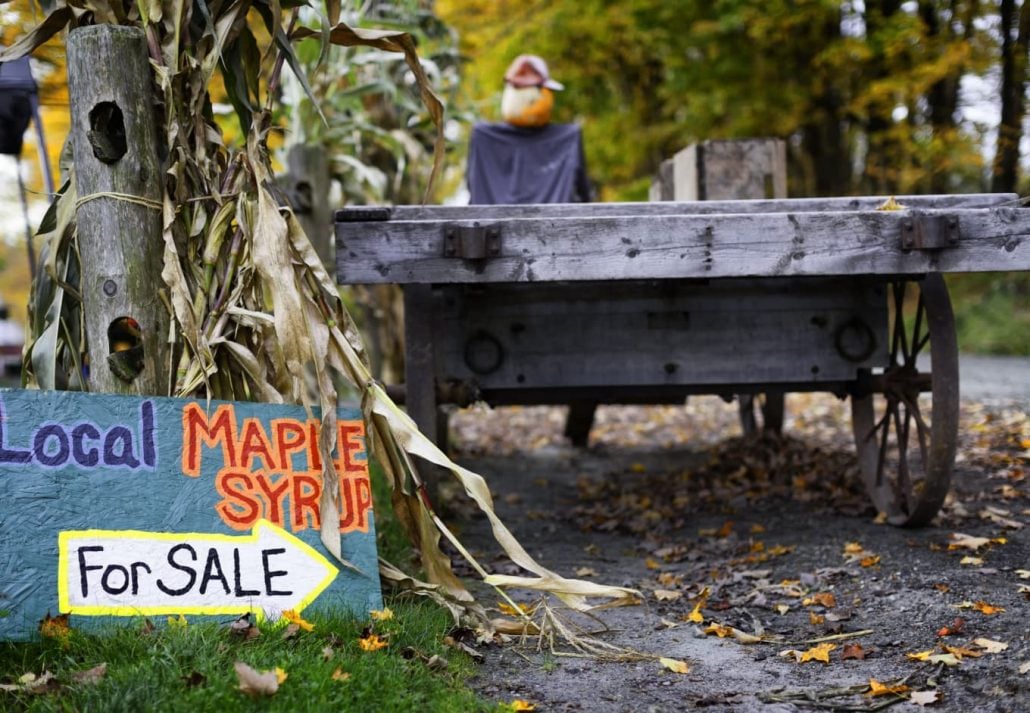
[860,555,881,567]
[959,556,984,566]
[274,668,287,684]
[645,557,662,570]
[972,600,1005,615]
[687,601,704,624]
[800,642,836,664]
[497,602,530,617]
[281,624,300,640]
[332,668,350,682]
[943,645,982,660]
[1016,569,1030,580]
[575,566,598,577]
[39,613,72,647]
[948,533,991,551]
[840,643,867,660]
[71,663,107,686]
[369,607,394,622]
[491,617,542,636]
[0,671,57,693]
[979,507,1023,529]
[234,661,280,697]
[927,653,961,666]
[933,583,950,593]
[937,617,966,637]
[654,589,682,602]
[906,650,933,661]
[972,638,1008,653]
[659,657,691,674]
[910,690,940,706]
[510,700,536,711]
[775,604,790,615]
[802,592,836,608]
[322,646,334,661]
[867,679,910,697]
[359,633,388,652]
[657,572,683,587]
[843,542,865,555]
[750,523,766,534]
[809,612,825,625]
[1020,661,1030,674]
[168,614,188,628]
[703,623,761,644]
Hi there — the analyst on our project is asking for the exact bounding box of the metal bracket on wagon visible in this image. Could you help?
[899,213,960,251]
[443,223,502,260]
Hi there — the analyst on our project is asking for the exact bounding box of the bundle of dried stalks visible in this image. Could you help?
[5,0,637,627]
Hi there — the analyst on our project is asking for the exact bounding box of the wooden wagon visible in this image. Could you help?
[335,191,1030,527]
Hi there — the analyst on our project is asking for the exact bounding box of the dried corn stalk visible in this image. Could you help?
[7,0,637,624]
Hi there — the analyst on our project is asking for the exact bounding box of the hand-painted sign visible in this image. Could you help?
[0,389,382,640]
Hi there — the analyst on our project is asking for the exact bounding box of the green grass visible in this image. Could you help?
[947,273,1030,355]
[0,602,500,712]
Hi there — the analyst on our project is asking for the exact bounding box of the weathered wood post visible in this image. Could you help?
[67,26,169,394]
[651,138,788,434]
[285,144,333,268]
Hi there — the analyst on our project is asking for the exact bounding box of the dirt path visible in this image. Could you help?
[445,395,1029,713]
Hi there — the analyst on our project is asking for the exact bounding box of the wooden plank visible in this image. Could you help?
[67,26,169,394]
[336,193,1018,224]
[429,279,887,389]
[337,206,1030,284]
[0,389,382,641]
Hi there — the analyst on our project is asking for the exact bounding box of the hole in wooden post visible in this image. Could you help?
[107,316,144,382]
[88,101,128,164]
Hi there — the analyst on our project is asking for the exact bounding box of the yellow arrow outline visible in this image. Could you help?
[58,519,338,617]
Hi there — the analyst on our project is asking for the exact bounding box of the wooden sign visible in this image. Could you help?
[0,389,382,640]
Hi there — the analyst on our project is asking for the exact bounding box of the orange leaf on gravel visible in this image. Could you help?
[937,618,965,637]
[972,601,1004,615]
[803,592,836,608]
[943,645,982,660]
[867,679,910,697]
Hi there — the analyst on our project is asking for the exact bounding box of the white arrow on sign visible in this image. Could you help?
[58,519,338,618]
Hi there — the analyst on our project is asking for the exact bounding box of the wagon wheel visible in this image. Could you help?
[739,393,785,436]
[851,275,959,526]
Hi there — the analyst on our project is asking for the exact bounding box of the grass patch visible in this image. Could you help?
[947,273,1030,355]
[0,602,499,712]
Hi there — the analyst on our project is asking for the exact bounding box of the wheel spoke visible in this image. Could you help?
[891,282,906,364]
[875,399,894,488]
[902,391,931,467]
[910,291,926,366]
[894,404,913,512]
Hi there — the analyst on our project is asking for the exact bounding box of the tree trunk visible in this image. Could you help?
[992,0,1030,192]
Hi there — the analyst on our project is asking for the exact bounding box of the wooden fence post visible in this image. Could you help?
[285,144,333,269]
[651,138,788,434]
[67,26,169,395]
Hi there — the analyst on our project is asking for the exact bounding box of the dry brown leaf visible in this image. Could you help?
[659,657,690,674]
[802,592,836,608]
[809,612,825,625]
[71,663,107,686]
[840,643,866,660]
[937,617,966,637]
[948,533,991,551]
[973,637,1008,653]
[910,690,941,706]
[959,556,984,566]
[491,617,542,636]
[0,671,55,693]
[234,661,280,697]
[332,668,350,682]
[575,567,598,577]
[867,679,909,697]
[943,645,982,660]
[654,589,682,602]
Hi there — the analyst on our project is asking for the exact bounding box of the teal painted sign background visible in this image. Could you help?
[0,388,382,640]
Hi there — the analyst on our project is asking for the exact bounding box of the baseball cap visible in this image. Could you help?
[504,54,564,91]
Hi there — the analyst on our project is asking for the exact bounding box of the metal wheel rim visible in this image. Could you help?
[851,274,959,526]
